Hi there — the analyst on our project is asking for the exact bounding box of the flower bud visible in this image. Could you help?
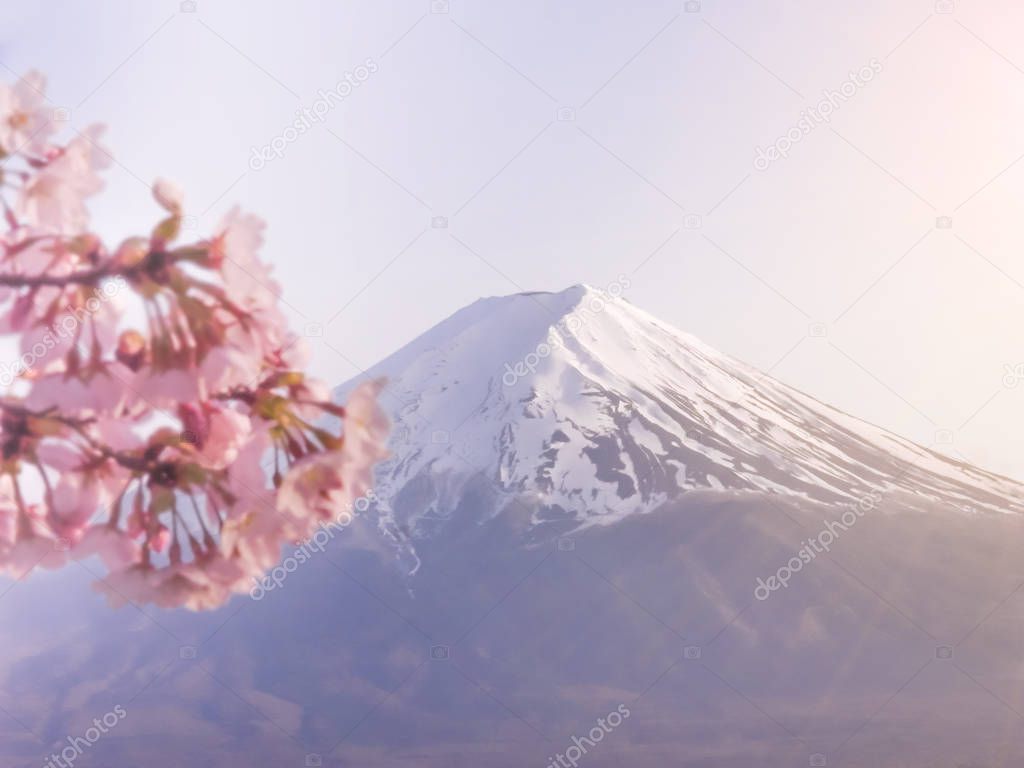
[69,233,104,262]
[113,237,149,269]
[116,329,148,371]
[152,178,184,214]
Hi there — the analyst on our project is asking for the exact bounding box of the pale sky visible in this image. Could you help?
[2,0,1023,480]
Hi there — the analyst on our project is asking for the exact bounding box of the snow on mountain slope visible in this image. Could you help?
[337,284,1024,542]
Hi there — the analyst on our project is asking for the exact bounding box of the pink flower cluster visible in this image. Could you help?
[0,72,389,610]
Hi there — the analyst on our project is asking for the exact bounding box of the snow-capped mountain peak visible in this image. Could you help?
[338,285,1023,543]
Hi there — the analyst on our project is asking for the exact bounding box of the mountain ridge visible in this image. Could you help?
[336,284,1024,552]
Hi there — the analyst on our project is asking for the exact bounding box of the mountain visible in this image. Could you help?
[1,286,1023,767]
[343,284,1022,560]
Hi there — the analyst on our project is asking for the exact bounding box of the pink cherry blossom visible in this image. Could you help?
[0,70,55,155]
[208,207,282,314]
[178,402,251,469]
[0,71,389,609]
[73,525,141,570]
[339,379,391,501]
[17,126,111,233]
[277,451,348,529]
[25,367,130,414]
[50,474,104,534]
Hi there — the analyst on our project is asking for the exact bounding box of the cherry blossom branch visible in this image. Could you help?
[0,71,389,611]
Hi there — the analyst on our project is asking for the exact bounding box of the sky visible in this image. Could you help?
[1,0,1023,480]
